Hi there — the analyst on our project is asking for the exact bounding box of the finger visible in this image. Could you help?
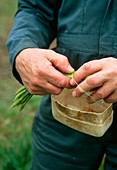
[70,60,102,86]
[72,71,107,97]
[43,81,63,95]
[24,64,70,91]
[46,66,71,88]
[27,81,63,95]
[48,50,74,73]
[87,81,114,103]
[104,91,117,103]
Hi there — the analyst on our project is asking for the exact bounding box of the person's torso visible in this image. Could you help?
[57,0,117,57]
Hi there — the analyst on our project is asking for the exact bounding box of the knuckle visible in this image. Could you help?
[86,77,96,86]
[28,87,35,95]
[106,57,114,62]
[30,78,38,86]
[63,56,68,62]
[104,97,113,103]
[106,70,117,78]
[59,54,68,63]
[37,69,45,76]
[49,49,55,54]
[53,88,62,95]
[57,79,66,87]
[96,90,104,99]
[48,49,57,57]
[82,62,91,71]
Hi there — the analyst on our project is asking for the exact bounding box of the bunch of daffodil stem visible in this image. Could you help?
[10,72,74,111]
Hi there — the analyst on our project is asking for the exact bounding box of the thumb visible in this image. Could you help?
[48,50,74,73]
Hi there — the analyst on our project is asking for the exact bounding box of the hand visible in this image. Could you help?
[70,57,117,103]
[15,48,74,95]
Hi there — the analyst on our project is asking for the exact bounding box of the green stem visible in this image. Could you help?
[11,72,75,111]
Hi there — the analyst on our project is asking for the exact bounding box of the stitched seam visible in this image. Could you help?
[81,0,87,33]
[57,45,98,54]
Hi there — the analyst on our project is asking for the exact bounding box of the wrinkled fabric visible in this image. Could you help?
[7,0,117,69]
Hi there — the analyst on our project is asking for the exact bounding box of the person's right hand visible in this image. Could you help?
[15,48,74,95]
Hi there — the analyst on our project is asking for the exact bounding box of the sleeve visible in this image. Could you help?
[6,0,61,83]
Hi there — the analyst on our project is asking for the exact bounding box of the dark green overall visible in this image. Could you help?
[7,0,117,169]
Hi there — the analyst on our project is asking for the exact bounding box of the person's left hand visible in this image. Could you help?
[70,57,117,103]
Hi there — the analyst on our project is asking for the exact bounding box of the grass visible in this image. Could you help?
[0,0,104,169]
[0,1,41,169]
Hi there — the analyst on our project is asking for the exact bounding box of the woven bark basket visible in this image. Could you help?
[51,88,113,137]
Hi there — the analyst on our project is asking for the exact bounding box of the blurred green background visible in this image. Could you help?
[0,1,104,169]
[0,1,41,169]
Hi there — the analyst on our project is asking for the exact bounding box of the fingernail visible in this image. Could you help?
[72,91,77,97]
[87,96,96,103]
[70,78,75,86]
[67,65,74,72]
